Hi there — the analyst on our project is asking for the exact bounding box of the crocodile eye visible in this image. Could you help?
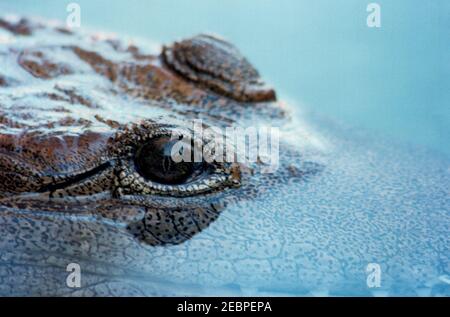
[113,123,241,197]
[135,135,202,185]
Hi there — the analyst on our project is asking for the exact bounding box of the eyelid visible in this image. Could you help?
[112,123,241,197]
[116,163,233,197]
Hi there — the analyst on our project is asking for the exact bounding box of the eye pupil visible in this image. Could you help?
[162,156,171,173]
[135,135,198,185]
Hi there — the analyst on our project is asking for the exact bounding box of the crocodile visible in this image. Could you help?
[0,16,449,296]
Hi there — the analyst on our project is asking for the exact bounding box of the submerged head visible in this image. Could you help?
[0,17,448,296]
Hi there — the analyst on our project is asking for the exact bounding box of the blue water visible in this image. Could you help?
[0,0,449,157]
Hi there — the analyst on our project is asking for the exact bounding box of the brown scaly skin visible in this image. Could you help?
[1,17,449,296]
[0,17,320,295]
[0,17,305,243]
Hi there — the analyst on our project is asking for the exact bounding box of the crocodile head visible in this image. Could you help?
[0,17,448,296]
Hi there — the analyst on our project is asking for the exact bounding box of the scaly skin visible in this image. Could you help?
[0,16,448,296]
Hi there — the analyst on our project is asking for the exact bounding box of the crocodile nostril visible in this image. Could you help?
[135,135,202,185]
